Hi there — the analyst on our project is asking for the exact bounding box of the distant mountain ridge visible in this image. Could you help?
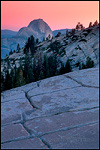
[53,28,72,36]
[1,28,71,39]
[1,30,17,39]
[1,19,53,58]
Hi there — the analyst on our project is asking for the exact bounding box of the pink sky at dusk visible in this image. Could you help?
[1,1,99,31]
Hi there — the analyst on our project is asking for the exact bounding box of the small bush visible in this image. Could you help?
[79,39,87,42]
[47,40,61,54]
[72,54,77,57]
[59,48,66,57]
[86,56,94,68]
[42,47,46,51]
[65,59,72,73]
[83,32,88,37]
[79,57,94,70]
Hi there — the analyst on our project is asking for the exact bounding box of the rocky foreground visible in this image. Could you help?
[1,67,99,149]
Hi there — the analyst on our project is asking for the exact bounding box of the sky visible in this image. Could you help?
[1,1,99,31]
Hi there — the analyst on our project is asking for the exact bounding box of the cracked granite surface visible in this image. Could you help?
[1,67,99,149]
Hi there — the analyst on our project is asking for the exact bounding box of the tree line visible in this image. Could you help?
[1,52,72,92]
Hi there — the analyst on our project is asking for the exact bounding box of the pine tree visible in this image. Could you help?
[23,54,30,83]
[52,54,57,75]
[4,70,12,90]
[17,43,20,53]
[55,32,61,37]
[82,62,87,69]
[76,22,85,30]
[33,57,37,81]
[93,20,98,26]
[28,66,34,82]
[6,58,11,70]
[23,53,34,83]
[9,49,13,55]
[72,29,75,35]
[24,35,36,55]
[48,40,61,54]
[48,55,57,76]
[89,22,92,28]
[86,57,94,68]
[47,34,51,40]
[30,35,35,55]
[38,70,45,80]
[24,41,29,54]
[13,65,17,87]
[59,62,65,74]
[43,37,45,42]
[36,38,39,44]
[48,56,53,76]
[43,55,49,77]
[10,68,15,88]
[15,67,26,87]
[1,73,5,91]
[65,59,72,73]
[66,30,69,37]
[76,22,81,30]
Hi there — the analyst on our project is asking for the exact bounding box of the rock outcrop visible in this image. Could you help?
[17,19,53,40]
[1,67,99,149]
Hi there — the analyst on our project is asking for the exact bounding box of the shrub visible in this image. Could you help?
[47,40,61,54]
[9,50,13,55]
[86,56,94,68]
[79,57,94,70]
[65,59,72,73]
[55,32,61,37]
[42,47,45,51]
[59,48,66,57]
[79,39,87,42]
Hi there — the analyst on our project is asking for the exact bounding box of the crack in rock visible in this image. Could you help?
[1,106,98,128]
[21,106,99,123]
[38,120,99,137]
[21,86,37,93]
[36,80,41,87]
[21,112,38,137]
[24,91,39,109]
[53,106,99,115]
[1,135,35,145]
[40,137,52,149]
[27,85,81,99]
[1,120,22,127]
[1,120,98,145]
[63,75,99,88]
